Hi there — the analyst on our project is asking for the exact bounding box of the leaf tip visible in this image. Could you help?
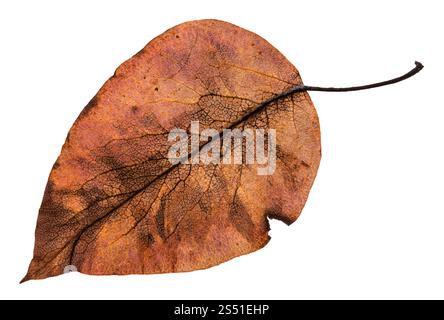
[19,274,30,284]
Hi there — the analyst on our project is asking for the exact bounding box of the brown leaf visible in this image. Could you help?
[23,19,321,281]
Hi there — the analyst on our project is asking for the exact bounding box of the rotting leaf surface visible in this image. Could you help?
[24,19,321,281]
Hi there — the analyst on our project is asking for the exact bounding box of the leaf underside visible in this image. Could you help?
[23,19,321,281]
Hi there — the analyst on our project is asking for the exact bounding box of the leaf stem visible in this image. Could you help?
[295,61,423,94]
[302,61,423,93]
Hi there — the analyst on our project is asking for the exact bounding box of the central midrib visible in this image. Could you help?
[67,85,306,264]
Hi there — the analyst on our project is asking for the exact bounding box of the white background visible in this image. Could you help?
[1,0,443,300]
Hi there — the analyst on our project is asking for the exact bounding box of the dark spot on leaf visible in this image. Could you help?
[155,202,166,239]
[147,233,155,246]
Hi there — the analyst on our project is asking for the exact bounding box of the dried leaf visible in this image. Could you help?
[23,19,321,281]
